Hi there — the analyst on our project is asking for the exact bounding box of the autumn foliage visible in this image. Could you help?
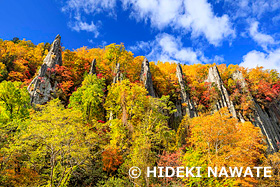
[0,38,280,186]
[182,108,266,186]
[102,148,123,173]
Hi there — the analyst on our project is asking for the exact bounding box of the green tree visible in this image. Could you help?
[0,81,30,122]
[0,81,31,186]
[14,99,97,187]
[69,74,105,122]
[105,80,176,186]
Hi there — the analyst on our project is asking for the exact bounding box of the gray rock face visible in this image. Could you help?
[27,35,62,105]
[232,70,280,153]
[254,102,280,153]
[89,59,96,75]
[205,66,237,118]
[176,63,197,118]
[113,63,123,83]
[110,62,123,121]
[231,70,246,88]
[140,58,156,97]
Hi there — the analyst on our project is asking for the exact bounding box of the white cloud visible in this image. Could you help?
[62,0,117,16]
[123,0,235,46]
[71,21,99,37]
[251,0,270,18]
[251,0,280,18]
[130,34,200,63]
[249,21,276,50]
[129,40,152,53]
[122,0,183,29]
[147,33,200,63]
[213,55,225,63]
[63,0,235,46]
[62,0,116,35]
[181,0,235,46]
[272,14,280,23]
[240,49,280,72]
[223,0,280,19]
[129,33,223,64]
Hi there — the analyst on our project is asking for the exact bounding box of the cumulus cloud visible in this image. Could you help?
[181,0,235,46]
[272,14,280,23]
[62,0,117,16]
[249,21,276,50]
[62,0,116,35]
[223,0,280,19]
[122,0,183,29]
[123,0,235,46]
[63,0,235,46]
[240,49,280,72]
[213,55,225,63]
[129,33,223,64]
[129,40,152,53]
[71,21,99,37]
[129,33,200,63]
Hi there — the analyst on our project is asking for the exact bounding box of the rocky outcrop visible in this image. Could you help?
[231,70,248,122]
[206,68,280,152]
[109,62,123,121]
[113,63,123,83]
[232,70,280,153]
[89,59,96,75]
[254,102,280,152]
[176,63,197,118]
[27,35,62,105]
[231,70,246,89]
[140,58,156,97]
[205,66,237,118]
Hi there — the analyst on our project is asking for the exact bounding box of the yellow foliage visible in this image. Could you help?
[182,108,266,186]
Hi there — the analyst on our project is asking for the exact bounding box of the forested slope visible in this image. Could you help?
[1,35,280,186]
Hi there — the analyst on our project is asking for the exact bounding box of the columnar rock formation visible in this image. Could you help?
[205,66,237,118]
[140,58,156,97]
[232,70,280,153]
[109,62,124,121]
[231,70,246,88]
[89,59,97,75]
[176,63,197,118]
[254,103,280,152]
[113,63,123,83]
[27,35,62,105]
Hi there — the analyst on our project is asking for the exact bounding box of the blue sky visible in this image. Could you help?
[1,0,280,71]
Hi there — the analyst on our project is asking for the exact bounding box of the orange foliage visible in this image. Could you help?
[0,154,40,186]
[102,148,123,173]
[186,107,266,186]
[150,61,178,97]
[0,39,47,83]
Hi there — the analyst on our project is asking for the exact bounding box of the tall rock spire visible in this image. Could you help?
[109,62,123,121]
[205,65,237,118]
[27,34,62,105]
[113,63,122,83]
[89,59,97,75]
[232,70,280,153]
[140,58,156,97]
[176,63,197,118]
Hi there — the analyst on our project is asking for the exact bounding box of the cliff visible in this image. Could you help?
[140,58,156,97]
[27,35,62,105]
[24,36,280,153]
[89,59,97,75]
[232,70,280,152]
[205,65,237,118]
[176,63,197,118]
[113,62,123,83]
